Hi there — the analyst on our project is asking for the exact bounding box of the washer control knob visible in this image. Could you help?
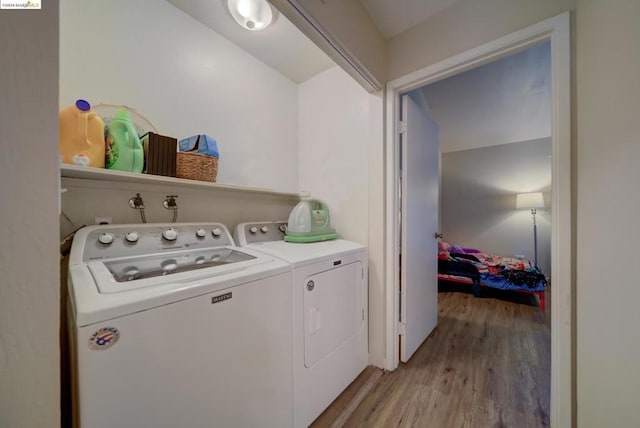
[98,232,115,245]
[260,226,268,233]
[249,226,258,234]
[279,224,286,233]
[161,259,178,273]
[162,228,178,241]
[212,228,222,237]
[125,232,139,243]
[196,228,207,238]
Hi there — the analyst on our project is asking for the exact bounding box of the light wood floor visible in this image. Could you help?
[312,284,551,428]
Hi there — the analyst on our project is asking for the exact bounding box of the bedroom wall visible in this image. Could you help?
[422,42,551,154]
[423,42,552,274]
[441,138,552,275]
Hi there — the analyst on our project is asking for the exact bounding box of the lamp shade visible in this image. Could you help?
[516,192,544,209]
[227,0,273,31]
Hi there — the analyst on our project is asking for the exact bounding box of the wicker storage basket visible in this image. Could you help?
[176,151,218,182]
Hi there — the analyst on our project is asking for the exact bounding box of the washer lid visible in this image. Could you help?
[67,222,293,326]
[69,248,290,327]
[90,247,258,294]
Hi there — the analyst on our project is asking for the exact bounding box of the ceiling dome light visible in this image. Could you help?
[227,0,274,31]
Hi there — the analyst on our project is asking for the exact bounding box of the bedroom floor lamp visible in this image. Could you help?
[516,192,545,269]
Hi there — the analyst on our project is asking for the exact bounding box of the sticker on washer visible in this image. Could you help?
[88,327,120,350]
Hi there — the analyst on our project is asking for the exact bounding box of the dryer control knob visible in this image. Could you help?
[249,226,258,234]
[98,232,115,245]
[125,232,139,243]
[260,226,269,233]
[162,228,178,241]
[196,228,207,238]
[212,228,222,237]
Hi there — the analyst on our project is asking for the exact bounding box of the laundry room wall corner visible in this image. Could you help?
[298,66,370,245]
[298,65,386,367]
[366,90,386,368]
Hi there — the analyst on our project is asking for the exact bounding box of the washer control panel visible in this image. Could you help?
[80,223,234,261]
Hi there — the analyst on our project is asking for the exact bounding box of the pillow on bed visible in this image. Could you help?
[438,241,451,252]
[450,244,465,254]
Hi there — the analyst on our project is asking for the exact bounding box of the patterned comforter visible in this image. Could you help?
[438,250,547,292]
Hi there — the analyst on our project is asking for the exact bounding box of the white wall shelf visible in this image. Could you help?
[60,165,299,199]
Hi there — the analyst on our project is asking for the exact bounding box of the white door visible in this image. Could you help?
[400,92,439,362]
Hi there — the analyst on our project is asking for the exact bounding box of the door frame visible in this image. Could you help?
[384,12,572,427]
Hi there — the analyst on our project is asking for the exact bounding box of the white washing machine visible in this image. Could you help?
[235,221,368,427]
[67,222,294,428]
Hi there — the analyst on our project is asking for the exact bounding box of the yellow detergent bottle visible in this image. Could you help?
[59,99,105,168]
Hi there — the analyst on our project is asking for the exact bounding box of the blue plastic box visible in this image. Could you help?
[178,134,219,158]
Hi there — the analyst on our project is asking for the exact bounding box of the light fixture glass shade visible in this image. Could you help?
[516,192,544,209]
[227,0,273,31]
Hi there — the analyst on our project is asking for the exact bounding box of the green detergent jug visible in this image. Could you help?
[105,110,144,173]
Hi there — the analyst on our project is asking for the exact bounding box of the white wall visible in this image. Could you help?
[60,0,299,192]
[0,3,61,427]
[60,179,296,238]
[59,0,301,237]
[292,0,571,370]
[576,1,640,426]
[275,0,388,86]
[387,0,574,80]
[441,139,552,274]
[298,65,386,366]
[298,66,370,244]
[384,0,639,424]
[423,42,551,153]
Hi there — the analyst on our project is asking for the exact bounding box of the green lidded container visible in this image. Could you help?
[105,110,144,173]
[284,192,338,243]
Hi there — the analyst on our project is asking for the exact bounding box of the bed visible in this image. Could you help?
[437,241,548,310]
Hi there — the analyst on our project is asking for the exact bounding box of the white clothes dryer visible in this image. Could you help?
[67,222,294,428]
[235,221,369,427]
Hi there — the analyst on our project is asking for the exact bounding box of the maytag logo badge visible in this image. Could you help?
[1,1,41,9]
[211,292,232,304]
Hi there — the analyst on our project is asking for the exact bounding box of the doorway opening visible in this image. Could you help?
[384,12,571,427]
